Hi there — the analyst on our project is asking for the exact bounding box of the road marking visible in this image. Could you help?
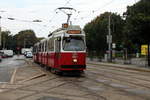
[10,68,18,84]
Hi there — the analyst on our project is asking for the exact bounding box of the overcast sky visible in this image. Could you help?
[0,0,139,37]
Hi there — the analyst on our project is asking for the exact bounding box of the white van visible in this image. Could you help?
[21,48,32,55]
[0,50,14,57]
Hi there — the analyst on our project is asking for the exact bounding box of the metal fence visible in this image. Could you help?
[87,51,149,67]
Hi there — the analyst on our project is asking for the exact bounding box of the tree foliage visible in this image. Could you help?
[124,0,150,44]
[84,12,124,56]
[0,29,40,53]
[121,0,150,53]
[1,31,14,50]
[14,29,38,48]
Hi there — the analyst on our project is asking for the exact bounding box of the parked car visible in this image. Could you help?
[0,52,6,58]
[24,51,29,56]
[0,50,13,57]
[25,51,33,58]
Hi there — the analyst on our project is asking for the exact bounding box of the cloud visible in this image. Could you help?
[0,0,139,37]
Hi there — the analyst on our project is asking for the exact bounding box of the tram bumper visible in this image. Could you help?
[60,65,86,70]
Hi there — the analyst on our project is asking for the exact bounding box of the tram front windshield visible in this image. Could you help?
[63,36,85,51]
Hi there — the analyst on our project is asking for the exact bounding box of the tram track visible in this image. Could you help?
[87,64,150,88]
[28,60,150,91]
[87,65,150,85]
[16,81,68,100]
[31,60,150,91]
[14,71,106,100]
[17,66,107,100]
[2,59,150,100]
[87,69,150,90]
[82,73,149,100]
[87,62,150,74]
[60,74,148,100]
[59,77,107,100]
[87,63,150,81]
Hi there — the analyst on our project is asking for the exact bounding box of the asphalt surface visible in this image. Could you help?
[1,56,150,100]
[0,55,26,82]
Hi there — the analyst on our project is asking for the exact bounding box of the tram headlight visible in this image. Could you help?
[73,59,77,63]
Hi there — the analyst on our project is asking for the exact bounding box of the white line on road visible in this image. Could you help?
[10,68,18,84]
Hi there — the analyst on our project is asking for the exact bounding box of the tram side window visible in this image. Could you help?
[42,43,44,52]
[51,39,54,51]
[40,43,42,52]
[48,38,54,51]
[41,43,43,52]
[36,46,39,53]
[45,41,48,52]
[35,46,37,53]
[38,44,40,52]
[39,44,42,52]
[55,39,61,52]
[43,43,45,52]
[33,46,36,54]
[40,44,42,52]
[42,42,45,52]
[37,45,40,52]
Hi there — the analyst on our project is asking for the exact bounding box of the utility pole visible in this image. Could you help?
[107,15,112,62]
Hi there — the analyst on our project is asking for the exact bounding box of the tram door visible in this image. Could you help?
[54,38,61,68]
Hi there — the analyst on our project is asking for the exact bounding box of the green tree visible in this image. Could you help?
[14,29,38,48]
[84,12,124,57]
[1,31,14,50]
[124,0,150,51]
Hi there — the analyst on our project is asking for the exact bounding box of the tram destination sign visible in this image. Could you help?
[67,30,81,34]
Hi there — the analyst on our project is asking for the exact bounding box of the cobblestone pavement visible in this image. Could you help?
[1,56,150,100]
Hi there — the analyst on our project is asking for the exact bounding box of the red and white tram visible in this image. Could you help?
[33,24,86,74]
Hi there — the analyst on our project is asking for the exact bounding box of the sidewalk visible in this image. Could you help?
[87,58,150,72]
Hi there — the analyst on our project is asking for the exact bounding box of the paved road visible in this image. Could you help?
[1,58,150,100]
[0,55,26,82]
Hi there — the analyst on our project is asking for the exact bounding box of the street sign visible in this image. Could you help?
[141,45,148,55]
[107,35,112,44]
[112,43,116,49]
